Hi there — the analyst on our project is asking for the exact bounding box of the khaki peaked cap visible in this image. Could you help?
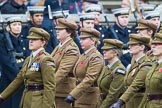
[102,39,123,50]
[128,33,150,45]
[151,33,162,44]
[27,27,50,41]
[80,28,100,40]
[55,18,78,30]
[136,19,157,31]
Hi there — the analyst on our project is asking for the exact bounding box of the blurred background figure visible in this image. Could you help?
[81,0,98,13]
[59,0,82,14]
[136,19,157,39]
[1,0,27,14]
[85,4,107,54]
[0,16,27,108]
[144,11,161,32]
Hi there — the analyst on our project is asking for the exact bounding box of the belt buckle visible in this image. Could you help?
[25,84,29,91]
[34,84,38,89]
[147,93,151,101]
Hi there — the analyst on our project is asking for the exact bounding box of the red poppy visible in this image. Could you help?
[159,68,162,72]
[36,51,44,61]
[80,61,84,66]
[69,5,73,11]
[59,51,62,55]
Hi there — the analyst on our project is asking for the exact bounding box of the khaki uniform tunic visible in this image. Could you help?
[70,47,104,108]
[123,55,151,108]
[51,38,80,108]
[139,61,162,108]
[1,49,56,108]
[97,60,126,108]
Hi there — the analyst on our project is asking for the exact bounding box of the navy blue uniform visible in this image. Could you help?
[1,0,26,14]
[61,0,82,14]
[0,31,27,108]
[95,25,107,55]
[104,23,132,67]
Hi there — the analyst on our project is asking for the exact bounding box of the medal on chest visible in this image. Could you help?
[30,62,41,71]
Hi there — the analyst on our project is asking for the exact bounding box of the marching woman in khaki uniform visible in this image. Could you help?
[110,34,152,108]
[65,28,104,108]
[0,27,56,108]
[51,18,80,108]
[96,39,126,108]
[138,33,162,108]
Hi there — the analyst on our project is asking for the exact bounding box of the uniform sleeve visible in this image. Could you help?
[70,55,104,99]
[55,47,79,85]
[41,56,56,108]
[100,71,125,108]
[120,65,151,102]
[0,40,19,81]
[0,59,29,100]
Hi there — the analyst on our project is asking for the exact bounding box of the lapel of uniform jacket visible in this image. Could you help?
[28,49,45,68]
[103,60,120,78]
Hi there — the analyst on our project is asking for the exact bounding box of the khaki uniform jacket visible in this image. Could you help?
[51,38,80,97]
[123,55,151,108]
[0,49,56,108]
[139,62,162,108]
[97,60,126,108]
[69,47,104,105]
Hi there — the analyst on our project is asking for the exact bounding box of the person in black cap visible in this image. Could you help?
[85,4,107,54]
[144,11,161,32]
[82,0,98,13]
[0,16,28,108]
[21,6,58,54]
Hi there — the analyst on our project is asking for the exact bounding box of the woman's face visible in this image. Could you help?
[151,43,162,58]
[80,37,94,51]
[150,17,160,29]
[103,49,116,60]
[116,15,129,27]
[29,39,45,51]
[9,22,22,34]
[56,28,70,43]
[129,44,142,55]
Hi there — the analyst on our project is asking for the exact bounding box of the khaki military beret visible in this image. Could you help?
[128,33,150,45]
[27,27,50,41]
[80,28,100,40]
[151,33,162,44]
[102,39,123,50]
[136,19,157,31]
[55,18,78,30]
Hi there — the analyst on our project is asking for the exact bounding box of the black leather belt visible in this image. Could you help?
[25,84,44,91]
[147,94,162,100]
[137,87,145,93]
